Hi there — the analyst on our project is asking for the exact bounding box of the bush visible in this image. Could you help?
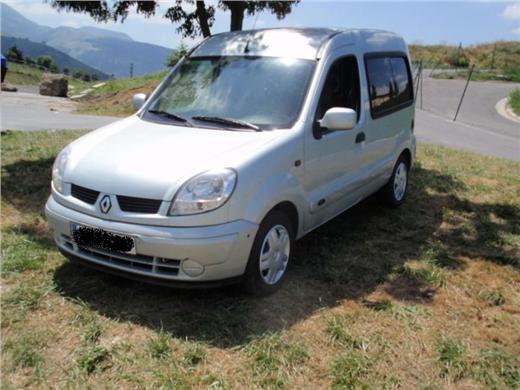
[509,89,520,117]
[166,43,189,67]
[6,46,23,62]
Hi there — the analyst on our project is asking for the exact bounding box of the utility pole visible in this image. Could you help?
[130,63,134,78]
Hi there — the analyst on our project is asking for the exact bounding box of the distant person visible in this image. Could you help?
[1,54,7,83]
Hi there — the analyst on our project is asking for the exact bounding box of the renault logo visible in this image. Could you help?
[99,195,112,214]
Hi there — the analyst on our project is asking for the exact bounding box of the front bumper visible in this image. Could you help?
[45,196,258,284]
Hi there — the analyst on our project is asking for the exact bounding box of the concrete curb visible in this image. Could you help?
[495,97,520,124]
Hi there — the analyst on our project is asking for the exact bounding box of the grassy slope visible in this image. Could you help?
[409,41,520,70]
[510,89,520,117]
[410,41,520,81]
[5,62,96,91]
[1,131,519,388]
[76,71,167,117]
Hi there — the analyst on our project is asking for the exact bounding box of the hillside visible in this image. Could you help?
[0,2,172,77]
[409,41,520,70]
[5,62,97,91]
[1,37,109,80]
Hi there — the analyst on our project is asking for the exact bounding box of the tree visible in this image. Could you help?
[37,55,59,73]
[73,70,83,79]
[63,67,70,75]
[91,73,99,81]
[25,56,35,66]
[6,46,23,61]
[49,1,299,39]
[82,74,91,82]
[166,43,189,67]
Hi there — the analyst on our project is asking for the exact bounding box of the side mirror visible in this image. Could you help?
[132,93,147,111]
[318,107,357,131]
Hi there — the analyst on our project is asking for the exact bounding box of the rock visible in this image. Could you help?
[1,83,18,92]
[39,74,68,97]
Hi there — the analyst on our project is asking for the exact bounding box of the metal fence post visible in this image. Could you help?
[420,61,423,110]
[453,64,474,122]
[414,61,421,103]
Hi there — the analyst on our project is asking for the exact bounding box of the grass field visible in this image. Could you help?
[510,89,520,117]
[5,63,96,91]
[410,41,520,82]
[1,131,519,389]
[76,71,167,117]
[409,41,520,70]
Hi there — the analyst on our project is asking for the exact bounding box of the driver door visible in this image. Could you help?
[303,53,367,231]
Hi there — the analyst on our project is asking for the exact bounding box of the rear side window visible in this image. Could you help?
[365,54,413,118]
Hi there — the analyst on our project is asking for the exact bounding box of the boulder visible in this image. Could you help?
[39,74,68,97]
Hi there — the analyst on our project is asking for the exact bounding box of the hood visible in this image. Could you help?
[65,116,281,200]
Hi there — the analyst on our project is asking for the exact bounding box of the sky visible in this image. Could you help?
[4,1,520,49]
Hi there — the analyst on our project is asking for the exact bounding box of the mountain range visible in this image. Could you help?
[1,36,109,79]
[0,2,172,77]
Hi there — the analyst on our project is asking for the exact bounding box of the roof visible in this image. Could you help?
[190,28,405,60]
[191,28,340,60]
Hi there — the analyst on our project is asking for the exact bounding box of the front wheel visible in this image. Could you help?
[379,155,409,207]
[242,211,294,296]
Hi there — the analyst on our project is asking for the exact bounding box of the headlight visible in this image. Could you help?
[52,147,70,194]
[169,168,237,216]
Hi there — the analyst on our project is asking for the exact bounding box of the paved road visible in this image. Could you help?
[0,91,119,131]
[1,79,518,160]
[414,77,519,161]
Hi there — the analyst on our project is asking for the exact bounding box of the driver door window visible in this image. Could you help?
[316,56,361,122]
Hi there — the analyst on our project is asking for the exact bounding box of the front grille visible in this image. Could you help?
[117,195,162,214]
[71,184,100,204]
[60,234,180,276]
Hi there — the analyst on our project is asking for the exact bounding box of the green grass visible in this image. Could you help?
[436,336,467,378]
[410,41,520,72]
[5,62,97,91]
[245,332,308,388]
[5,62,43,85]
[77,345,111,374]
[509,89,520,117]
[326,315,368,351]
[76,71,167,117]
[147,330,172,359]
[479,289,506,306]
[431,68,520,82]
[1,130,519,388]
[330,352,371,389]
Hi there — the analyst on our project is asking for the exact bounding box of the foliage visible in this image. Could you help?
[72,69,83,79]
[509,89,520,116]
[36,55,59,73]
[49,1,299,38]
[6,45,24,61]
[166,43,189,68]
[24,55,35,66]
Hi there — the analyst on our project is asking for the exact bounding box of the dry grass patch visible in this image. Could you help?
[1,131,519,388]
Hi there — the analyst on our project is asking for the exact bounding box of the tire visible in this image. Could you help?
[243,210,294,296]
[379,155,409,207]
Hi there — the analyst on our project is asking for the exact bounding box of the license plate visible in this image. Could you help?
[71,224,136,255]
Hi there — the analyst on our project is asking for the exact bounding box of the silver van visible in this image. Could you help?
[46,28,416,295]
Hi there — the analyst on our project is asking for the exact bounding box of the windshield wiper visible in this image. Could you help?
[148,109,191,125]
[192,116,261,131]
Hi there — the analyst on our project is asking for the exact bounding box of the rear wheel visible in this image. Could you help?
[379,155,409,207]
[243,211,294,296]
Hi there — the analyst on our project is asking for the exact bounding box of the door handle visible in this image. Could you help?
[355,132,366,144]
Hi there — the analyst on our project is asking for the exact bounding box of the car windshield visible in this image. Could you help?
[145,56,316,130]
